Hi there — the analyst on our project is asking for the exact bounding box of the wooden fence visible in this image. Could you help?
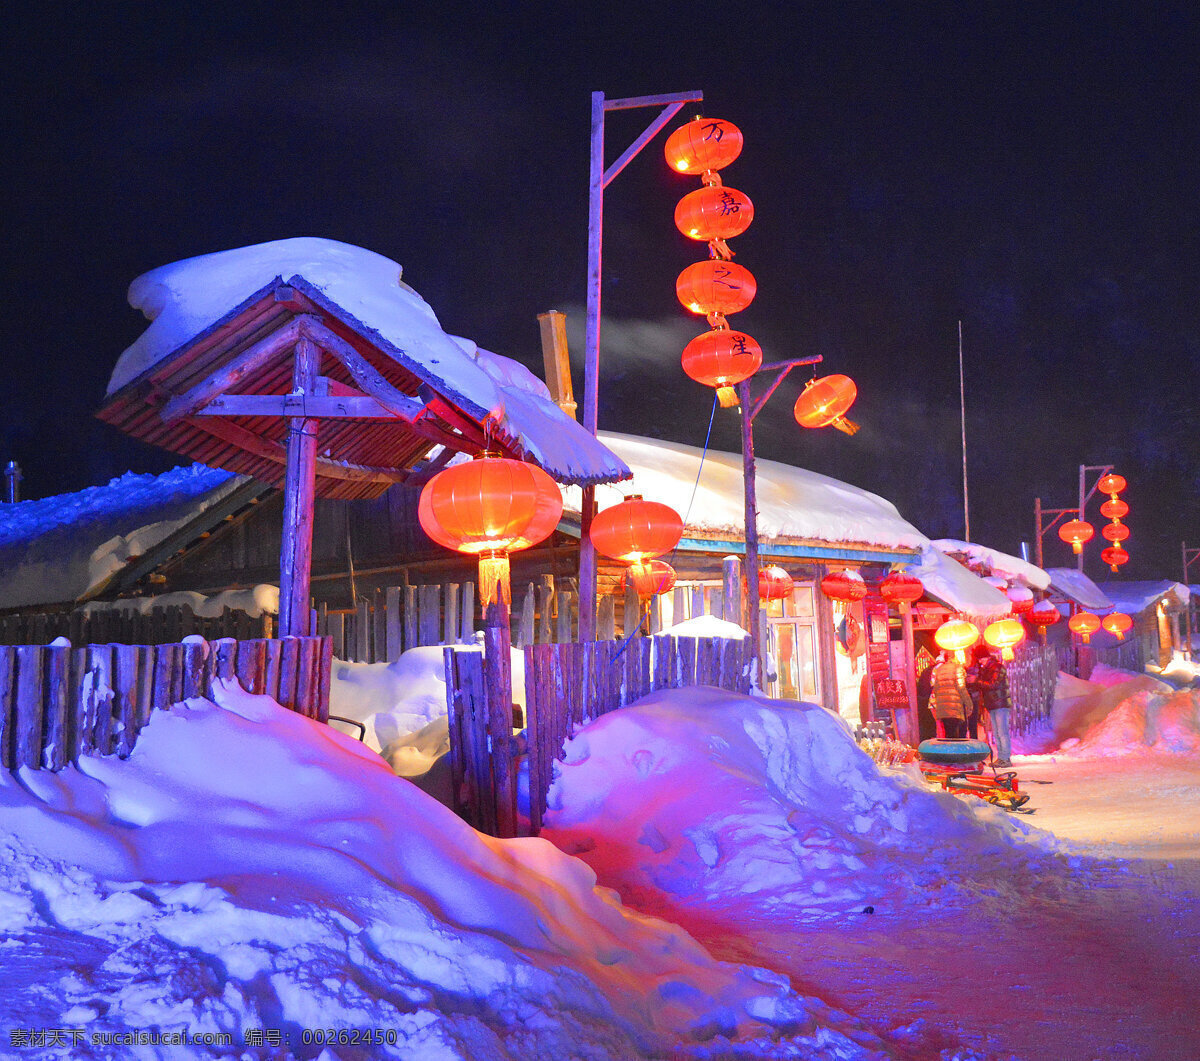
[0,605,272,648]
[445,633,752,836]
[0,636,331,772]
[1005,642,1058,735]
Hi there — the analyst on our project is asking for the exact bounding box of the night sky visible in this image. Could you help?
[2,2,1197,580]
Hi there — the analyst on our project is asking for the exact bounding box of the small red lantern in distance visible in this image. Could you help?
[676,260,757,317]
[1069,612,1102,643]
[1101,522,1130,544]
[590,496,684,563]
[1058,519,1094,554]
[1028,600,1062,627]
[620,559,677,599]
[681,328,762,407]
[1100,497,1129,520]
[1102,612,1133,640]
[664,117,744,175]
[759,565,794,602]
[820,569,867,603]
[1101,544,1130,572]
[674,185,754,242]
[879,571,924,605]
[1007,585,1035,614]
[1097,473,1127,497]
[794,375,860,435]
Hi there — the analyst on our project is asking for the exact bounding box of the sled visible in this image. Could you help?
[917,739,1031,812]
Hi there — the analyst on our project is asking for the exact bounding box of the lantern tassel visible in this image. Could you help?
[831,415,860,436]
[716,385,739,408]
[477,553,511,608]
[707,238,734,261]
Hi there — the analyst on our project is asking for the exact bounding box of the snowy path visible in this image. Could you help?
[700,756,1200,1061]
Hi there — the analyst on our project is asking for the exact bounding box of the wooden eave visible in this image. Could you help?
[96,278,531,501]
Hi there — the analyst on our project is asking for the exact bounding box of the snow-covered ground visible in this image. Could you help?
[2,648,1198,1059]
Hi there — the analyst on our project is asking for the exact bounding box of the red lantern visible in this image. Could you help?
[820,569,867,603]
[879,571,924,605]
[1100,498,1129,520]
[1102,612,1133,640]
[674,185,754,242]
[676,260,756,317]
[620,560,677,599]
[1028,600,1062,627]
[935,619,980,662]
[1101,522,1130,544]
[793,375,860,435]
[664,117,743,175]
[1068,612,1102,643]
[1101,544,1130,572]
[758,565,794,602]
[984,618,1026,661]
[1006,585,1035,614]
[419,453,563,605]
[1097,473,1126,497]
[681,328,762,407]
[590,495,683,563]
[1058,519,1094,554]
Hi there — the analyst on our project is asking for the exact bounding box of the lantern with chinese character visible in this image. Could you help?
[1100,498,1128,520]
[674,185,754,242]
[793,374,860,435]
[880,571,924,605]
[758,565,794,602]
[820,568,867,603]
[419,452,563,606]
[1101,544,1130,572]
[1101,612,1133,640]
[1068,611,1102,643]
[1007,585,1035,614]
[1028,599,1062,627]
[1097,473,1126,497]
[984,617,1026,661]
[1058,518,1094,554]
[676,260,757,316]
[680,327,762,407]
[620,559,677,599]
[664,117,744,174]
[590,495,683,563]
[934,619,980,662]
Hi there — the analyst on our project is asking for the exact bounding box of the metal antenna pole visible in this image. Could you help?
[959,320,969,541]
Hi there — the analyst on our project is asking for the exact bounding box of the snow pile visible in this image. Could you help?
[0,683,900,1059]
[83,584,279,618]
[664,614,750,640]
[542,687,1062,935]
[1050,664,1176,743]
[930,539,1050,590]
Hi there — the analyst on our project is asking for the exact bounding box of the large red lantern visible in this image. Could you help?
[1100,498,1129,520]
[1097,473,1126,497]
[620,559,677,599]
[1058,519,1094,554]
[1006,585,1035,614]
[419,453,563,605]
[664,117,743,175]
[758,565,794,602]
[793,375,860,435]
[674,185,754,242]
[1101,522,1130,544]
[676,260,756,317]
[879,571,924,605]
[984,618,1026,661]
[820,569,867,603]
[1102,612,1133,640]
[1028,600,1062,627]
[681,327,762,407]
[1101,544,1130,572]
[1069,612,1102,643]
[590,496,683,563]
[934,619,980,662]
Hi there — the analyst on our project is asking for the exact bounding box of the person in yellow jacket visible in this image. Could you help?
[928,651,974,738]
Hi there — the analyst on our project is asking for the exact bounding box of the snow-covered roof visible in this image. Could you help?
[105,237,629,487]
[931,538,1051,591]
[571,433,928,555]
[1096,580,1190,615]
[1046,567,1115,611]
[906,544,1013,619]
[0,465,246,609]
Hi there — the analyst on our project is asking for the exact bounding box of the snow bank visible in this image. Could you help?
[0,683,898,1058]
[542,687,1063,936]
[1050,664,1175,743]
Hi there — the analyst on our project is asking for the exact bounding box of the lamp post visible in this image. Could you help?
[579,88,704,642]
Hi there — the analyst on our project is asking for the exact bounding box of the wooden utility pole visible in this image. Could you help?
[538,310,576,420]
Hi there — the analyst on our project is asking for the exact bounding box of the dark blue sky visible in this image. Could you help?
[2,2,1197,578]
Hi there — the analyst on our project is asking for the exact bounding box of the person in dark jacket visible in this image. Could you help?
[964,643,987,739]
[928,651,974,739]
[976,647,1013,765]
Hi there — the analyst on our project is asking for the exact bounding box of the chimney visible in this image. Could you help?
[4,460,21,503]
[537,310,577,420]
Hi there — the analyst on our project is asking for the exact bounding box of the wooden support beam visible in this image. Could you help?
[279,337,320,637]
[194,393,397,419]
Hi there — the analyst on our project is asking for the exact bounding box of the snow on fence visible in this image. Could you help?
[0,605,271,648]
[0,636,331,772]
[445,633,752,837]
